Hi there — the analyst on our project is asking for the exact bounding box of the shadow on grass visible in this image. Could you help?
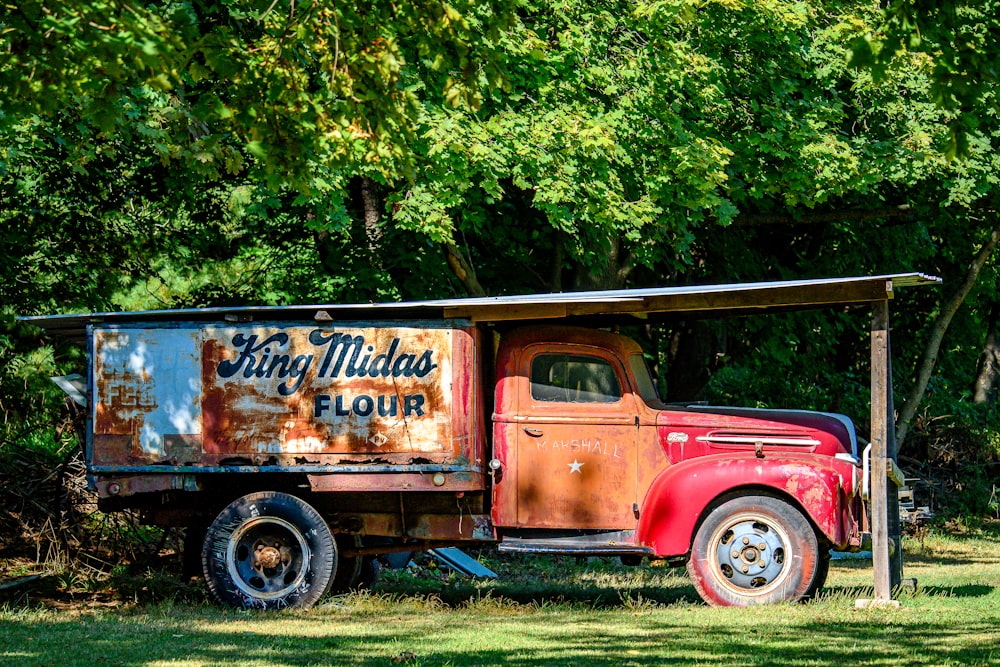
[2,604,999,666]
[376,554,702,608]
[921,583,995,598]
[3,541,998,666]
[817,581,996,603]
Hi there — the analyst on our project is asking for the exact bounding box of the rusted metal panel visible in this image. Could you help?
[514,418,637,529]
[96,474,201,499]
[307,471,482,492]
[636,422,670,518]
[92,322,479,472]
[492,330,642,530]
[358,512,494,541]
[488,422,518,526]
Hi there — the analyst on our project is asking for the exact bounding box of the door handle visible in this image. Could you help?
[522,427,543,437]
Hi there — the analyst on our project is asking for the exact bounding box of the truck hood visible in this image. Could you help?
[658,405,859,460]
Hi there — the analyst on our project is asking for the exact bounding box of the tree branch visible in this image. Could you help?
[897,221,1000,448]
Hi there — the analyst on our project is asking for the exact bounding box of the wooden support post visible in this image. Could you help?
[870,300,903,601]
[886,330,904,592]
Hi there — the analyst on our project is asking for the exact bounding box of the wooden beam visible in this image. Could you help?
[886,315,904,590]
[870,300,903,602]
[628,280,893,314]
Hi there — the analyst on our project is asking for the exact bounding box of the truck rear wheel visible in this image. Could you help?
[201,492,335,609]
[687,495,820,606]
[327,535,383,595]
[327,535,364,595]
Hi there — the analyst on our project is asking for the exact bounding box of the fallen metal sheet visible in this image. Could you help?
[51,374,87,407]
[428,548,498,579]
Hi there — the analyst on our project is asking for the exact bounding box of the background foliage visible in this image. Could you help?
[2,0,999,524]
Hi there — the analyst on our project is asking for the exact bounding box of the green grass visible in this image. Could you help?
[2,526,999,666]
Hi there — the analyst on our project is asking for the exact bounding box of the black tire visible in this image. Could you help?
[354,555,381,590]
[687,495,821,606]
[806,551,831,599]
[201,492,335,609]
[326,535,364,596]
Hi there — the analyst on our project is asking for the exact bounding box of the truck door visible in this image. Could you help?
[511,344,639,529]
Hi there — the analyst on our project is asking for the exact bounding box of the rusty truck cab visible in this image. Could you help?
[490,325,864,605]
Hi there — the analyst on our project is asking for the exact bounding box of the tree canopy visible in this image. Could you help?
[2,1,513,187]
[850,0,1000,156]
[3,1,1000,490]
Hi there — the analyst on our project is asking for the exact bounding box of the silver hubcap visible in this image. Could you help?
[710,512,792,597]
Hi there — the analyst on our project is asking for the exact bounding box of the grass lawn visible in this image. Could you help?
[1,525,998,666]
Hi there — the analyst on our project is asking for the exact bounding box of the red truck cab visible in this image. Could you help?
[491,326,863,605]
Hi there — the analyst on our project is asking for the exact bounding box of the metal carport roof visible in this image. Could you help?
[19,273,941,344]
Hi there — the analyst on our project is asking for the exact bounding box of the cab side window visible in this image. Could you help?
[530,354,621,403]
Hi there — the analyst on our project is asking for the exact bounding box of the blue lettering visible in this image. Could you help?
[378,394,398,417]
[353,395,374,417]
[404,394,425,417]
[217,329,438,396]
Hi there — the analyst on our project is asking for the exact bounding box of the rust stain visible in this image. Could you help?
[199,325,467,462]
[785,475,800,495]
[93,330,162,462]
[801,481,830,511]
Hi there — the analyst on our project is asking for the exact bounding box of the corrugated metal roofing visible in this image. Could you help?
[18,273,941,343]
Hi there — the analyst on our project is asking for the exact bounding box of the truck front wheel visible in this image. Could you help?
[201,492,335,609]
[687,495,820,606]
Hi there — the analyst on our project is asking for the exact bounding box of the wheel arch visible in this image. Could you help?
[686,486,833,557]
[636,456,849,558]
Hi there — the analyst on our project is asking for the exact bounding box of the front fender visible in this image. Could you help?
[636,454,856,557]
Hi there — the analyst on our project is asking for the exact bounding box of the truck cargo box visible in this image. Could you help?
[88,321,479,471]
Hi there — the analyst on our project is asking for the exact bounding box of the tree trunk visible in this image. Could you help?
[897,223,1000,447]
[443,242,486,297]
[359,177,389,300]
[360,177,383,255]
[973,301,1000,404]
[573,235,633,291]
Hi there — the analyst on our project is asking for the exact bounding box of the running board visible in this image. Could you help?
[498,532,654,557]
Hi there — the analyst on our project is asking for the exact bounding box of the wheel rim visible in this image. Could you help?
[226,516,310,600]
[709,511,792,598]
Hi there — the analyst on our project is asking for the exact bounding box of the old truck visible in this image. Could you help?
[24,275,935,609]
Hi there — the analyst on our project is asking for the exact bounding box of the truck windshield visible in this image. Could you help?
[628,354,661,403]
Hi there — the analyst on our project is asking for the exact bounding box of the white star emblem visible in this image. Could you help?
[568,459,584,474]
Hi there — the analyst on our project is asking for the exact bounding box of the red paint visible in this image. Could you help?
[635,454,858,555]
[492,325,862,554]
